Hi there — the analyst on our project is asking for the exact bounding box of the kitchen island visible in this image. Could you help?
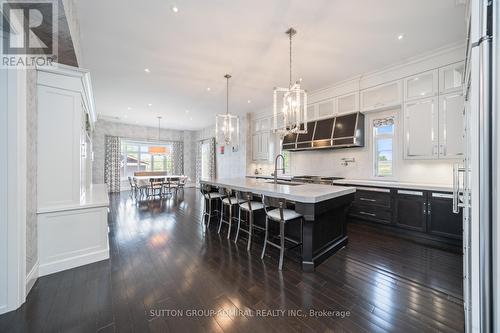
[200,178,356,271]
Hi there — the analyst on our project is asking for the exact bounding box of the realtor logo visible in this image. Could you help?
[1,0,58,67]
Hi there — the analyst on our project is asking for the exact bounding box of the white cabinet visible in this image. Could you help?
[438,92,464,158]
[404,97,439,159]
[307,104,317,120]
[439,62,465,94]
[252,132,270,161]
[252,116,271,161]
[360,80,402,112]
[404,70,438,101]
[337,92,359,115]
[317,99,336,119]
[404,94,464,160]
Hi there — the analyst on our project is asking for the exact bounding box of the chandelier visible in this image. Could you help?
[272,27,308,136]
[215,74,240,148]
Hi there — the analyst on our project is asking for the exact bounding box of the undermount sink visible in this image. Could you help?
[264,180,302,186]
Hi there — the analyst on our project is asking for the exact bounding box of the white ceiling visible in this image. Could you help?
[76,0,466,130]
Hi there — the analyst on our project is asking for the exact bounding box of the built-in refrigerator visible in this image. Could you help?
[459,0,498,332]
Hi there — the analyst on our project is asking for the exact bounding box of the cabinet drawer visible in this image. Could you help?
[354,188,391,207]
[350,204,392,224]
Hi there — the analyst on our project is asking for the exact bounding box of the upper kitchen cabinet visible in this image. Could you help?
[404,70,438,101]
[404,97,439,159]
[438,92,464,159]
[336,92,359,115]
[251,116,272,161]
[360,80,402,112]
[317,99,336,119]
[404,93,464,160]
[439,62,465,94]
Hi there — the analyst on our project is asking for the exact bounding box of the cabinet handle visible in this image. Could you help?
[359,211,376,217]
[359,198,377,202]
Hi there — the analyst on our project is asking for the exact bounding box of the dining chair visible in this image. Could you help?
[148,177,164,198]
[133,178,148,199]
[128,176,137,198]
[234,190,265,251]
[261,195,304,270]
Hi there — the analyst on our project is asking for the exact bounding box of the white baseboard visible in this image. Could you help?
[39,249,109,277]
[25,260,39,295]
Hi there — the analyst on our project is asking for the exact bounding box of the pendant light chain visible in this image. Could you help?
[289,30,292,88]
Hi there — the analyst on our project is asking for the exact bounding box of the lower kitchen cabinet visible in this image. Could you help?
[427,192,463,239]
[346,185,463,245]
[393,190,427,232]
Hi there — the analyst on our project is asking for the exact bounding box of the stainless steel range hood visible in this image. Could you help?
[282,112,365,151]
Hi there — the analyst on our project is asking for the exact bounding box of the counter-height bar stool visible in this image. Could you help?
[200,184,222,228]
[261,195,304,270]
[218,187,243,239]
[234,191,265,251]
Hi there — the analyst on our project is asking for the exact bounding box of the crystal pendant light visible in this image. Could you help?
[215,74,240,148]
[272,27,308,136]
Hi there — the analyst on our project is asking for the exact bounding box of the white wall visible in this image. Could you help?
[248,44,465,185]
[195,114,248,179]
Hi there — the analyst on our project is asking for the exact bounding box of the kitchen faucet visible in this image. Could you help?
[273,154,285,184]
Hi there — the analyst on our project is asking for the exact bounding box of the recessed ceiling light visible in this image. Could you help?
[171,5,179,13]
[144,68,151,73]
[206,87,211,92]
[397,34,405,40]
[189,117,193,121]
[185,110,190,114]
[148,103,153,107]
[247,100,252,104]
[127,107,132,110]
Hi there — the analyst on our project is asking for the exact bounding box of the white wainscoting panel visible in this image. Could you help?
[38,207,109,276]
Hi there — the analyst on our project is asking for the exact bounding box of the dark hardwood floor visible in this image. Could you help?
[0,189,464,332]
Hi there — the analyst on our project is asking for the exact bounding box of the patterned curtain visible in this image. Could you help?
[195,137,216,187]
[208,137,216,178]
[104,136,121,193]
[170,141,184,175]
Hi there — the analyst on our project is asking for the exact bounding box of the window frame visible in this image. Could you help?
[120,140,174,180]
[371,112,398,179]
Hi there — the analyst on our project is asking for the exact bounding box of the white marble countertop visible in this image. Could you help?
[37,184,110,214]
[200,178,355,203]
[246,174,294,181]
[332,179,453,192]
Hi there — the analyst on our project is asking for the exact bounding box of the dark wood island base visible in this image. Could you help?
[296,193,354,272]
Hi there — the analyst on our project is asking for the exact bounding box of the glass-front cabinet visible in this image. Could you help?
[404,69,438,102]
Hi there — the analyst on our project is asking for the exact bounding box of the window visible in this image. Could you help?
[120,140,174,179]
[373,116,395,177]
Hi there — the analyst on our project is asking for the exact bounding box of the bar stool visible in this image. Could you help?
[234,191,265,250]
[218,187,242,239]
[261,195,304,270]
[200,184,222,228]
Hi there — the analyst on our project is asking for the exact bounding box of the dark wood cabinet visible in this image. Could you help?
[427,192,463,239]
[349,188,392,224]
[393,190,427,232]
[346,185,462,244]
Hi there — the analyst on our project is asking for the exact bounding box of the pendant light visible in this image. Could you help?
[272,27,308,136]
[148,116,168,154]
[215,74,240,147]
